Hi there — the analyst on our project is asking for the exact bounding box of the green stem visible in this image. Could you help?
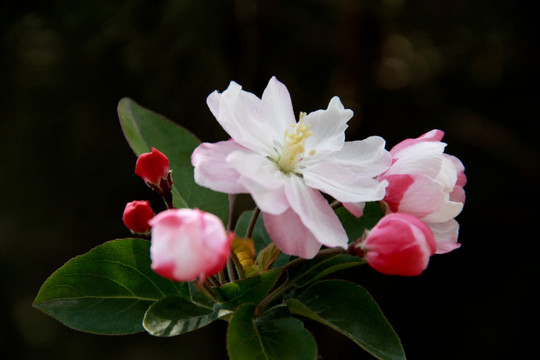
[246,207,261,239]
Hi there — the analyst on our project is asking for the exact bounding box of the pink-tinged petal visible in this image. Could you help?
[263,209,322,259]
[382,174,415,213]
[191,140,249,194]
[226,151,289,215]
[207,81,274,154]
[445,154,467,187]
[343,202,366,218]
[304,97,353,157]
[421,200,463,223]
[450,185,466,204]
[389,174,445,218]
[310,137,392,177]
[303,161,388,202]
[390,129,445,155]
[387,141,446,178]
[284,176,348,249]
[259,77,297,138]
[428,219,461,254]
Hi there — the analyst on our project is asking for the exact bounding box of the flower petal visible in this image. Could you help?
[226,150,289,215]
[207,81,274,153]
[259,76,297,139]
[192,140,249,194]
[284,175,348,249]
[263,209,322,259]
[304,97,353,157]
[303,161,388,202]
[428,219,461,254]
[390,129,445,155]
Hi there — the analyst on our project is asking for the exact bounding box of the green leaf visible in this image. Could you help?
[287,280,406,360]
[336,202,385,242]
[214,269,282,310]
[286,254,365,289]
[117,97,228,222]
[33,238,187,335]
[143,296,231,337]
[227,303,317,360]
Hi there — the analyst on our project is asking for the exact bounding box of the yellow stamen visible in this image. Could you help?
[277,112,313,173]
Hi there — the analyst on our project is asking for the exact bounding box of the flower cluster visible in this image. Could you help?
[124,76,465,281]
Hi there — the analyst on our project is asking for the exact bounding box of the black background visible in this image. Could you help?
[1,1,538,359]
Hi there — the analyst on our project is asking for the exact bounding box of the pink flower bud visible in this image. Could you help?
[149,209,233,283]
[122,200,154,234]
[358,213,436,276]
[135,148,173,194]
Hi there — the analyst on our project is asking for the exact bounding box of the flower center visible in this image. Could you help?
[277,112,315,174]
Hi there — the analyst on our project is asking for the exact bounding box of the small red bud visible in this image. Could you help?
[135,148,173,194]
[122,200,154,234]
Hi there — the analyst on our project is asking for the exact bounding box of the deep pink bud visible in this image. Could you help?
[359,213,436,276]
[135,148,173,194]
[122,200,154,234]
[149,209,233,283]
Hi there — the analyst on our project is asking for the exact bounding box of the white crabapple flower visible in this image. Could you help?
[347,130,466,254]
[192,77,391,259]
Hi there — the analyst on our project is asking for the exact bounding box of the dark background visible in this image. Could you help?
[1,0,538,359]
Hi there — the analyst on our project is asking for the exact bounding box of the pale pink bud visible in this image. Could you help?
[135,148,173,194]
[122,200,154,234]
[357,213,436,276]
[149,209,233,283]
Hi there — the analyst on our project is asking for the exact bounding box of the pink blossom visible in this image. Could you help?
[135,147,173,194]
[192,77,391,258]
[354,213,436,276]
[381,130,466,253]
[149,209,233,283]
[122,200,154,234]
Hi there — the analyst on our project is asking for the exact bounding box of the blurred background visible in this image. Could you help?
[1,0,538,359]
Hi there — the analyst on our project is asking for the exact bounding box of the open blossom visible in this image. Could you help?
[122,200,154,234]
[381,130,466,253]
[149,209,233,283]
[135,147,173,194]
[192,77,391,259]
[352,213,436,276]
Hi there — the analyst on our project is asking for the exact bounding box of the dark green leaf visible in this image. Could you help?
[33,238,187,335]
[143,296,230,337]
[227,303,317,360]
[214,269,282,310]
[118,97,228,222]
[336,202,385,242]
[287,280,406,360]
[286,254,365,289]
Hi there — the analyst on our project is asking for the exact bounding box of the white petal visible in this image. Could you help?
[386,142,446,178]
[428,219,461,254]
[207,81,274,153]
[421,200,463,223]
[303,161,388,202]
[311,137,392,177]
[284,176,348,249]
[191,140,249,194]
[227,151,289,215]
[263,209,322,259]
[259,77,297,140]
[304,97,353,157]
